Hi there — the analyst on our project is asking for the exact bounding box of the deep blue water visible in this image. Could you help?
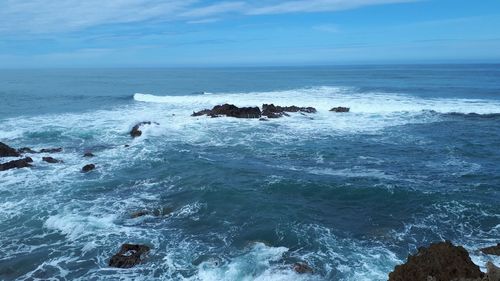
[0,65,499,280]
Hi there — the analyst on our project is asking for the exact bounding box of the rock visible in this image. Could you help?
[40,148,62,153]
[130,121,158,138]
[83,152,95,157]
[191,109,212,117]
[330,107,350,113]
[0,157,33,171]
[18,147,37,154]
[81,164,95,173]
[388,241,483,281]
[293,262,313,274]
[124,144,130,148]
[42,157,62,163]
[130,210,150,218]
[192,104,261,118]
[109,244,151,268]
[262,104,316,118]
[0,142,20,157]
[487,262,500,281]
[131,207,173,218]
[481,244,500,256]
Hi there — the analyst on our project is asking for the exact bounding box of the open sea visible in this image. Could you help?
[0,65,499,280]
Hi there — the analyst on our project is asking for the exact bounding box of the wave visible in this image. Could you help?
[133,86,500,115]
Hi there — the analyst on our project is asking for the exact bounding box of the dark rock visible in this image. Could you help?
[192,104,261,118]
[262,104,316,118]
[481,244,500,256]
[81,164,95,173]
[388,241,483,281]
[0,157,33,171]
[130,121,158,138]
[124,144,130,148]
[40,148,62,153]
[293,262,313,274]
[0,142,20,157]
[109,244,150,268]
[191,109,212,117]
[42,157,62,164]
[130,210,150,218]
[83,152,95,157]
[18,147,37,154]
[131,207,173,218]
[330,107,350,113]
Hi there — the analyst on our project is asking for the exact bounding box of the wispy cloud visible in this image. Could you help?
[313,24,341,33]
[0,0,419,34]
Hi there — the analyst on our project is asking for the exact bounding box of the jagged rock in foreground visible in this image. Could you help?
[388,241,484,281]
[0,157,33,171]
[486,262,500,281]
[109,244,150,268]
[81,164,95,173]
[192,104,261,118]
[130,121,159,138]
[481,244,500,256]
[0,142,20,157]
[330,106,350,113]
[262,103,316,118]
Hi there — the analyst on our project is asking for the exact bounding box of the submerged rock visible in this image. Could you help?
[262,104,316,118]
[81,164,95,173]
[481,244,500,256]
[42,157,62,164]
[293,262,313,274]
[40,148,62,153]
[131,207,173,218]
[192,104,261,118]
[0,157,33,171]
[0,142,20,157]
[109,244,151,268]
[330,107,350,113]
[388,241,483,281]
[130,121,158,138]
[18,147,37,154]
[83,152,95,158]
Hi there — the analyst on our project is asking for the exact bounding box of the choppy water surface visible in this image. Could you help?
[0,65,499,280]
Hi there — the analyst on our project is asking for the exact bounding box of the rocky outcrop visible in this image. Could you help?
[192,104,261,118]
[109,244,150,268]
[388,241,483,281]
[40,148,62,153]
[130,122,158,138]
[330,107,350,113]
[293,262,313,274]
[487,262,500,281]
[262,104,316,118]
[0,142,20,157]
[0,157,33,171]
[481,244,500,256]
[42,157,62,164]
[81,164,95,173]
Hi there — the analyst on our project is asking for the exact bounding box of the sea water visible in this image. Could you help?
[0,65,499,280]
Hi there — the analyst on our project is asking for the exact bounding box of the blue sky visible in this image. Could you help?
[1,0,500,67]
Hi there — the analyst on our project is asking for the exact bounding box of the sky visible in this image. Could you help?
[0,0,500,67]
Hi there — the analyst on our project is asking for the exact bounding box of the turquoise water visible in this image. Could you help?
[0,65,499,280]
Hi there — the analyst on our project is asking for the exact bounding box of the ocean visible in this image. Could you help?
[0,65,499,280]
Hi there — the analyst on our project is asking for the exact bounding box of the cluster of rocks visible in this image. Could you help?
[109,244,151,268]
[191,103,349,119]
[0,141,95,172]
[389,241,500,281]
[130,121,159,138]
